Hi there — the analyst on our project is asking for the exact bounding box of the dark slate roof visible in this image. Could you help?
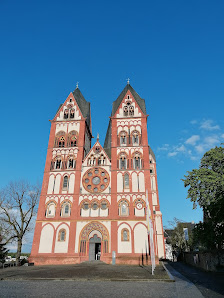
[149,145,156,162]
[111,84,147,116]
[103,119,112,157]
[72,88,91,132]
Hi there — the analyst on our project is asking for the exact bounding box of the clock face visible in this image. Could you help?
[136,202,143,210]
[82,167,110,193]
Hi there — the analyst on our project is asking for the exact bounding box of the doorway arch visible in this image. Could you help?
[79,221,109,258]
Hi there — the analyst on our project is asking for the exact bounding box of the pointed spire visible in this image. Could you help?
[76,82,79,89]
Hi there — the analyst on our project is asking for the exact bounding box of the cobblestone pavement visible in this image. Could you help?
[0,261,206,297]
[169,261,224,298]
[0,261,169,281]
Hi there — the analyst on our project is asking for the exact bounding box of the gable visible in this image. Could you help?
[114,90,143,118]
[112,84,147,117]
[54,93,83,121]
[83,141,111,167]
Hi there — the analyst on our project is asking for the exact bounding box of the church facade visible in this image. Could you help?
[30,84,165,265]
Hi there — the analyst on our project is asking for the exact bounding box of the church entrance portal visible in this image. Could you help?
[89,234,101,261]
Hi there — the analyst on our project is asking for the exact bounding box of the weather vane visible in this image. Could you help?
[76,82,79,89]
[127,78,130,85]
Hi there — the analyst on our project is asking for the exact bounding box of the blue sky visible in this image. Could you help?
[1,1,224,252]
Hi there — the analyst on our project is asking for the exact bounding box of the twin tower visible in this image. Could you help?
[30,84,165,265]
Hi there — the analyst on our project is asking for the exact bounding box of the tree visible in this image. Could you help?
[0,233,8,265]
[166,218,194,254]
[0,181,40,265]
[182,145,224,249]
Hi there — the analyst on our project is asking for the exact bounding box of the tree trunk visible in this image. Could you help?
[16,238,22,266]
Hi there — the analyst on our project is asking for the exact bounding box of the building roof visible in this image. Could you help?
[72,88,91,132]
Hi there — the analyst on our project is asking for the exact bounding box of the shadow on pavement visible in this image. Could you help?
[169,261,224,298]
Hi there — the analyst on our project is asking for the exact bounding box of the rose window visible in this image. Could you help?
[82,167,110,193]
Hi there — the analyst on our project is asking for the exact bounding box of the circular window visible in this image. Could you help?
[92,177,100,185]
[82,167,110,193]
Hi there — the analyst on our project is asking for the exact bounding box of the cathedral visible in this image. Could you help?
[30,83,165,265]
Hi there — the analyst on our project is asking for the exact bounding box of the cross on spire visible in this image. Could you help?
[127,78,130,85]
[76,82,79,89]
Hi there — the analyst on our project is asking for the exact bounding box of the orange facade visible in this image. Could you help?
[30,84,165,265]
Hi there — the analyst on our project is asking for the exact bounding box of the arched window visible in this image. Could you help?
[132,131,139,145]
[70,109,75,119]
[58,229,66,241]
[55,158,62,169]
[58,136,65,148]
[61,202,71,217]
[68,131,78,147]
[67,157,76,169]
[129,105,134,116]
[54,131,66,148]
[88,155,96,166]
[101,201,108,210]
[64,109,69,119]
[82,202,89,210]
[119,201,129,216]
[124,173,129,189]
[120,131,127,145]
[123,106,128,116]
[121,228,129,241]
[63,176,69,190]
[98,154,105,166]
[92,202,99,210]
[133,153,142,170]
[46,202,56,218]
[119,153,127,170]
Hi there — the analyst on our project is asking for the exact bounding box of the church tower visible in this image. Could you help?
[30,84,165,265]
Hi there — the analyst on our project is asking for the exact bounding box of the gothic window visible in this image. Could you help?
[68,131,78,147]
[54,131,66,148]
[120,131,127,145]
[58,229,66,241]
[124,173,129,189]
[119,201,129,216]
[150,169,153,174]
[132,131,139,145]
[63,176,69,190]
[121,228,129,241]
[64,109,69,119]
[61,202,71,217]
[58,136,65,147]
[70,109,75,119]
[123,106,128,116]
[46,202,56,218]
